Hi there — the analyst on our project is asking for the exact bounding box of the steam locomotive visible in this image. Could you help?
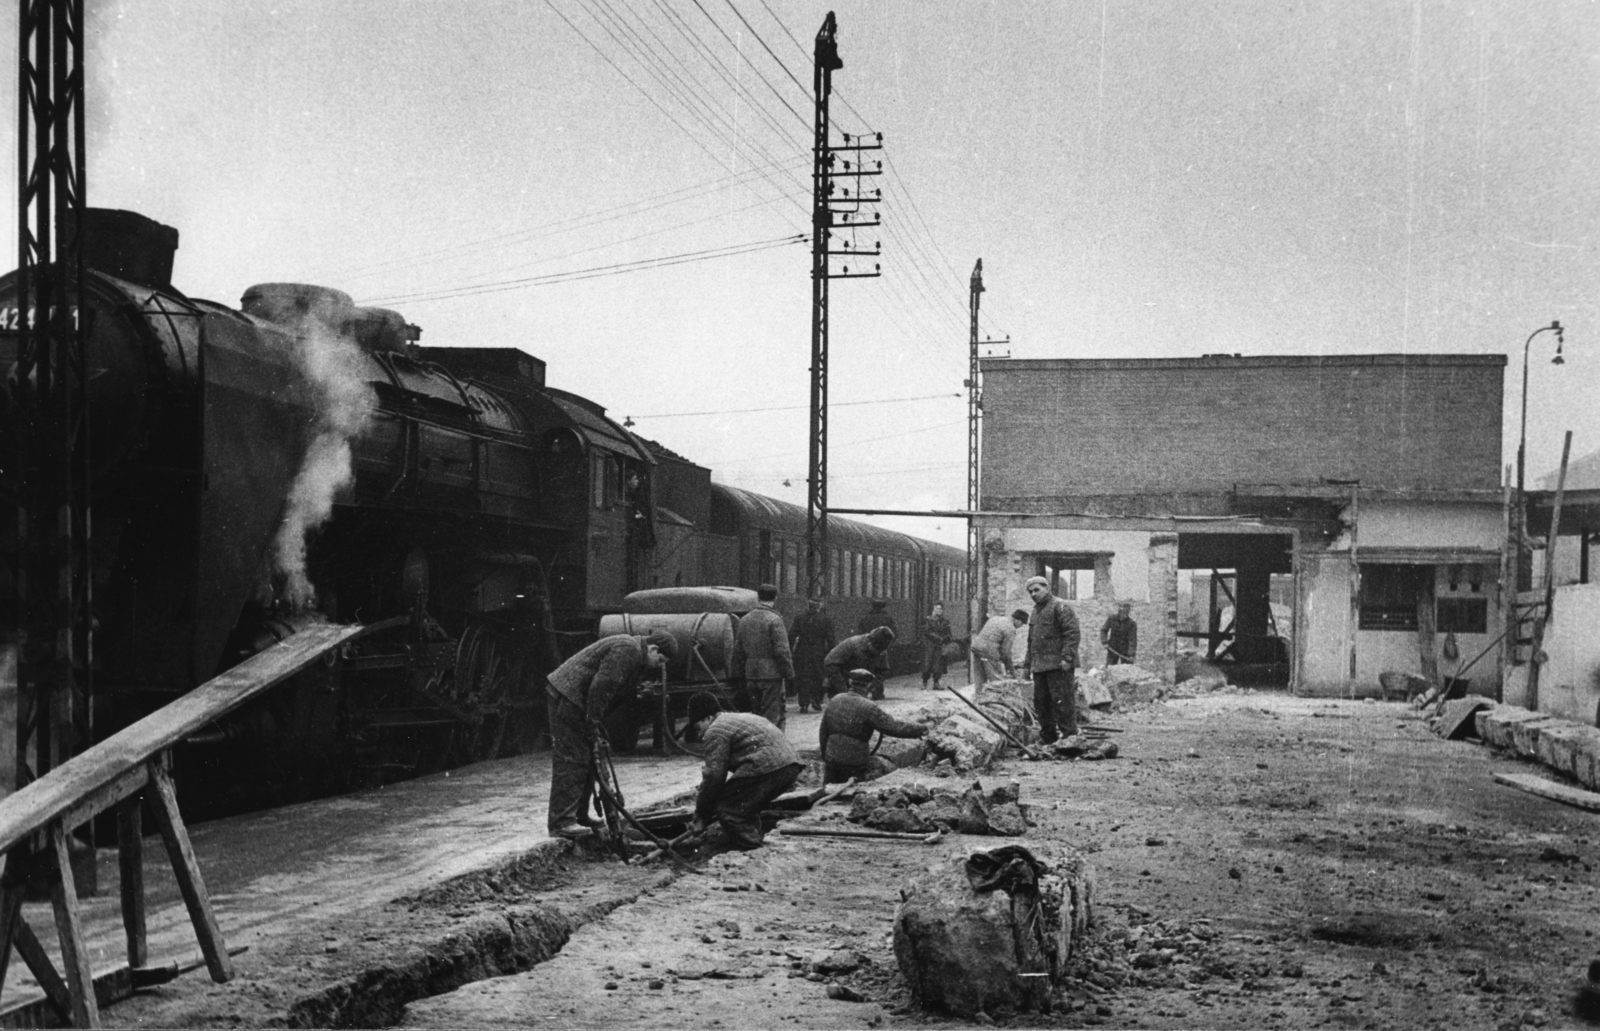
[0,209,966,815]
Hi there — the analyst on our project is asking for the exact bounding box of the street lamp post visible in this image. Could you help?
[1516,320,1564,592]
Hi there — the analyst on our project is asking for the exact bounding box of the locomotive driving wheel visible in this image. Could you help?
[449,624,512,764]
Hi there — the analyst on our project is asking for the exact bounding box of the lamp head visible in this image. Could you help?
[1553,320,1565,365]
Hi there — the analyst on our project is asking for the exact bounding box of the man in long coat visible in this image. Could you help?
[730,583,795,728]
[789,598,836,714]
[1024,575,1081,745]
[544,628,676,838]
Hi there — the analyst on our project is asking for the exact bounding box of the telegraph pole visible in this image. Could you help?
[966,260,1006,681]
[806,11,881,600]
[14,0,91,793]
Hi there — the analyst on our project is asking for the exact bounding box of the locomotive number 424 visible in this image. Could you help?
[0,306,81,332]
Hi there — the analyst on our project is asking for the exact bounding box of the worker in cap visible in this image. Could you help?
[819,670,928,783]
[971,608,1030,686]
[543,629,677,839]
[684,691,803,849]
[853,599,899,683]
[1024,575,1081,745]
[730,583,795,729]
[1101,601,1138,666]
[823,626,896,700]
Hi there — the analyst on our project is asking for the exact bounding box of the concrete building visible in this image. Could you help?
[975,354,1507,696]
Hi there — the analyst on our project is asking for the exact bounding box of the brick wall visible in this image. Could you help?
[982,355,1504,501]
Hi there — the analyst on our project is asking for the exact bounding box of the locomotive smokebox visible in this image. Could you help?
[58,208,179,290]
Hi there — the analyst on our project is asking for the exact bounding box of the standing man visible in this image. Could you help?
[790,598,836,714]
[823,626,896,700]
[971,609,1029,686]
[684,692,804,850]
[1101,602,1138,666]
[854,599,898,685]
[730,583,795,728]
[544,628,677,839]
[820,669,928,783]
[920,602,953,691]
[1024,575,1081,745]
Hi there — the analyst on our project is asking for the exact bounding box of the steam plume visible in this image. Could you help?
[273,317,374,610]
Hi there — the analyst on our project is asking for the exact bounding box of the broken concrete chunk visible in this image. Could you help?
[811,949,866,974]
[893,847,1095,1017]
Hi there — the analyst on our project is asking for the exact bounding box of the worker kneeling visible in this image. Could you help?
[819,669,929,784]
[685,691,803,850]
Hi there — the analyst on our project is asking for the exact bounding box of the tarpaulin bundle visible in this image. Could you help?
[964,844,1046,895]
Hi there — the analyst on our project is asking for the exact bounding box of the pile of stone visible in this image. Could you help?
[848,779,1029,836]
[923,680,1033,772]
[893,844,1096,1017]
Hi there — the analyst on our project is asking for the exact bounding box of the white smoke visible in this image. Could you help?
[272,318,374,610]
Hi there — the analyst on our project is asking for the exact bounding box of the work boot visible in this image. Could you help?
[552,822,593,840]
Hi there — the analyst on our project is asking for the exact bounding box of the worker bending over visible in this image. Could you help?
[685,692,803,849]
[819,668,928,783]
[823,626,896,700]
[544,628,677,839]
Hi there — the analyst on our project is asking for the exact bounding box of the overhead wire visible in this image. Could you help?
[359,233,804,305]
[627,391,959,419]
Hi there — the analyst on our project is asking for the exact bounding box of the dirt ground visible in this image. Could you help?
[396,693,1600,1031]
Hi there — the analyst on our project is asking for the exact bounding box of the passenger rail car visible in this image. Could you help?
[707,484,968,674]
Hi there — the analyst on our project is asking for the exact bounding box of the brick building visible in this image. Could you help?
[975,354,1507,695]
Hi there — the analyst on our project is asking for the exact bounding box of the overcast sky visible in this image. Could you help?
[6,0,1596,547]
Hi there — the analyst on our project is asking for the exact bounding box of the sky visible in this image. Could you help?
[4,0,1597,549]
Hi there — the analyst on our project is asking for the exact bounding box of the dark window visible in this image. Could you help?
[1358,564,1431,631]
[1436,597,1488,634]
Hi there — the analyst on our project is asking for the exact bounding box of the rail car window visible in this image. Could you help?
[782,539,797,594]
[759,531,774,584]
[591,451,614,509]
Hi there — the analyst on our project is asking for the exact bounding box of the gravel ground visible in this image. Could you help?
[401,693,1600,1031]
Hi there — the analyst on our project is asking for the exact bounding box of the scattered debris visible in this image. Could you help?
[846,780,1029,837]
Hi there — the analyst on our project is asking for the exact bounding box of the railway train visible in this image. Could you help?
[0,209,967,814]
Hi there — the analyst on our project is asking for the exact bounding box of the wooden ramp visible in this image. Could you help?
[0,621,365,1028]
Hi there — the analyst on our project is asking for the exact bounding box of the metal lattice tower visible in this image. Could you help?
[806,11,881,600]
[14,0,90,787]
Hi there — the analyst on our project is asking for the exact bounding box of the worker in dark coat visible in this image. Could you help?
[789,598,837,714]
[1024,575,1081,745]
[684,692,803,849]
[823,626,895,700]
[853,600,898,683]
[1101,602,1138,665]
[920,602,953,691]
[544,629,676,839]
[730,583,795,729]
[820,669,928,783]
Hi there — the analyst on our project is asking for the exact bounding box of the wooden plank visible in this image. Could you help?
[60,763,147,835]
[49,822,101,1028]
[1493,771,1600,813]
[118,798,148,968]
[0,622,366,858]
[0,886,20,1001]
[13,914,73,1022]
[147,763,234,983]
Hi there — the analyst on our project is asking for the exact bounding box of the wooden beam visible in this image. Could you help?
[13,913,73,1021]
[0,887,20,1000]
[0,622,366,858]
[49,822,101,1028]
[147,762,233,983]
[1493,771,1600,813]
[60,763,147,835]
[118,798,147,968]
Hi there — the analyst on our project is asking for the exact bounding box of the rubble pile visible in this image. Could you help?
[848,779,1030,837]
[1076,661,1242,710]
[924,680,1032,772]
[892,844,1096,1017]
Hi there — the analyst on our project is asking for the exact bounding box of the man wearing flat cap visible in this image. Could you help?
[1024,575,1081,745]
[730,583,795,728]
[824,625,896,700]
[684,691,803,849]
[544,628,677,839]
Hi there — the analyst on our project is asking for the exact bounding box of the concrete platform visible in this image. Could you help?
[1475,703,1600,792]
[0,673,944,1024]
